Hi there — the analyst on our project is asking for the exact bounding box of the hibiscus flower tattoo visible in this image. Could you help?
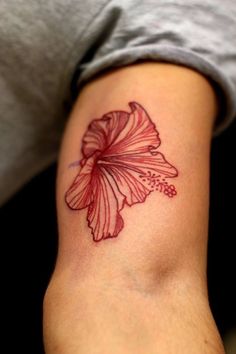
[65,102,178,242]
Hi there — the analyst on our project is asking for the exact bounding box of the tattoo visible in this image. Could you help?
[65,102,178,242]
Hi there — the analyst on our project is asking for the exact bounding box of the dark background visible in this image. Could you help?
[1,121,236,354]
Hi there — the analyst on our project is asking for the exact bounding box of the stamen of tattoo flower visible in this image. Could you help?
[68,160,81,168]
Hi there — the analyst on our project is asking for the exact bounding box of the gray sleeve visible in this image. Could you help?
[75,0,236,135]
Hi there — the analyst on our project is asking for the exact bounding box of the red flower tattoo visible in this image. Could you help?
[65,102,178,242]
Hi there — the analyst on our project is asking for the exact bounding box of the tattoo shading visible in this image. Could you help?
[65,102,178,242]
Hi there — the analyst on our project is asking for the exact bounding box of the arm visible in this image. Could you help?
[44,63,224,354]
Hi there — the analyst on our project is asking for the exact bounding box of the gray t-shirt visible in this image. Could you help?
[0,0,236,205]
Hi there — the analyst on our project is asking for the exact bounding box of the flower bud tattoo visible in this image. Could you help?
[65,102,178,242]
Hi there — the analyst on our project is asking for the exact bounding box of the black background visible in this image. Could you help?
[1,120,236,354]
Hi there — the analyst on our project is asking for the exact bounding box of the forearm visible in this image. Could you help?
[44,63,224,353]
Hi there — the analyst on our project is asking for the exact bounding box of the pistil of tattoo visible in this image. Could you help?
[65,102,178,242]
[139,171,177,197]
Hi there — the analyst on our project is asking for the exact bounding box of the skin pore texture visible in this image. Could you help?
[44,63,225,354]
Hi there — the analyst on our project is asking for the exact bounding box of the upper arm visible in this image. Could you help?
[56,62,217,278]
[44,63,225,354]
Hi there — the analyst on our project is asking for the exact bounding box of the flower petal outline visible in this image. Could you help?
[65,102,178,241]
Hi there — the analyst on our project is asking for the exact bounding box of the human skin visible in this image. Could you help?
[43,63,225,354]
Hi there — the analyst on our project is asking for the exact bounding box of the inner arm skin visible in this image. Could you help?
[44,63,225,354]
